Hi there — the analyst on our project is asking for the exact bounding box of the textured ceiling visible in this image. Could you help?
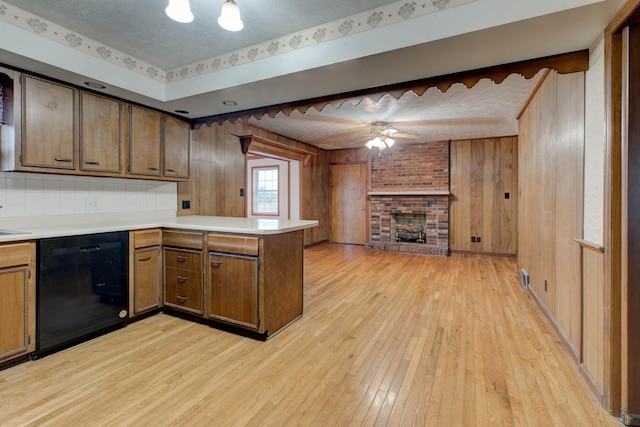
[247,71,544,149]
[3,0,402,70]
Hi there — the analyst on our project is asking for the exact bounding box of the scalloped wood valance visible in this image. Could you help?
[193,49,589,128]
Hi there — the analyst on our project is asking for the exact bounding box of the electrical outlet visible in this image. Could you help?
[471,236,476,243]
[84,196,99,212]
[182,200,191,209]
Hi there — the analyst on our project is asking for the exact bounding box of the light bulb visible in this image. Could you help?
[165,0,194,23]
[218,0,243,31]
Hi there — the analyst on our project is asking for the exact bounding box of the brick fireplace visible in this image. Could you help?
[366,142,450,256]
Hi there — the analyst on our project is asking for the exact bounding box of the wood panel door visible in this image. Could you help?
[331,163,367,245]
[207,253,259,330]
[22,75,77,169]
[163,115,190,179]
[129,105,162,177]
[80,92,123,173]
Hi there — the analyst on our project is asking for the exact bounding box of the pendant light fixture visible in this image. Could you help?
[218,0,243,32]
[165,0,194,23]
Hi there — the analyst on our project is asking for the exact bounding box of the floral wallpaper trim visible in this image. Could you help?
[169,0,477,83]
[0,0,476,84]
[0,1,165,81]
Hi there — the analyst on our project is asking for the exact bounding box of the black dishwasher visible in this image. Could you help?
[33,231,129,358]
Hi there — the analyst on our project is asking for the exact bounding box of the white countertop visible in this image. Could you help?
[0,213,319,243]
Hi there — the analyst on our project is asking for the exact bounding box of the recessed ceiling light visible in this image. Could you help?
[84,81,106,90]
[222,100,237,106]
[174,109,190,114]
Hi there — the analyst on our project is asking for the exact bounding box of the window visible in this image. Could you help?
[252,166,279,215]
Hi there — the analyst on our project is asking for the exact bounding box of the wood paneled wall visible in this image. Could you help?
[178,121,331,246]
[583,247,605,401]
[450,136,518,254]
[518,71,585,361]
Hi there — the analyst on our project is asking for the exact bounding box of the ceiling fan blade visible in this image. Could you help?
[391,132,420,139]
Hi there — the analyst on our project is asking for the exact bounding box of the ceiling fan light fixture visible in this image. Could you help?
[385,137,395,147]
[218,0,244,32]
[165,0,194,23]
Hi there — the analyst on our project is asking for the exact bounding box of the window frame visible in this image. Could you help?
[251,165,280,217]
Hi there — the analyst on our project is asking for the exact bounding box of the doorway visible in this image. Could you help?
[246,153,300,220]
[330,163,367,245]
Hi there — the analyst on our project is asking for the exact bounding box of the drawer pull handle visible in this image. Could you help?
[148,166,159,171]
[177,275,188,283]
[138,256,152,261]
[166,168,176,173]
[54,157,73,163]
[177,296,187,303]
[176,256,187,262]
[84,160,100,165]
[211,260,222,267]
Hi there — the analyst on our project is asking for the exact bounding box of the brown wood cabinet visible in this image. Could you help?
[21,75,77,170]
[129,229,162,317]
[80,92,123,174]
[164,115,190,179]
[162,230,204,315]
[0,242,36,364]
[207,235,260,329]
[0,68,190,181]
[129,105,163,177]
[204,231,303,337]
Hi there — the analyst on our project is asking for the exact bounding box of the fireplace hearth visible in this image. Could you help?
[367,193,449,256]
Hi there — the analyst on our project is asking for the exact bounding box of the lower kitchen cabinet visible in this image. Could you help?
[163,230,204,315]
[207,252,259,329]
[130,229,162,317]
[0,242,36,364]
[205,231,304,338]
[159,229,305,338]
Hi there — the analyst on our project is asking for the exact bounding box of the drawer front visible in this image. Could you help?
[207,234,259,256]
[164,248,203,271]
[164,267,202,292]
[0,242,33,269]
[163,230,204,250]
[165,287,202,313]
[133,229,161,248]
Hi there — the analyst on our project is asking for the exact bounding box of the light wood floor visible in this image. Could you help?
[0,243,621,426]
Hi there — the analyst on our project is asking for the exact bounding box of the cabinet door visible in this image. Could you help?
[129,105,162,176]
[22,75,76,169]
[207,253,259,329]
[80,92,123,173]
[163,115,190,179]
[0,266,30,360]
[133,246,161,315]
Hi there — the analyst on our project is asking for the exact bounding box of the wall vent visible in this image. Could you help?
[519,269,530,289]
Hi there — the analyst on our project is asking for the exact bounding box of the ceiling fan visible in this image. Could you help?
[366,121,419,150]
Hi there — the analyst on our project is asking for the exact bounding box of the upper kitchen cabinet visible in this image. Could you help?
[129,105,163,177]
[1,67,190,181]
[80,92,124,174]
[163,115,190,179]
[20,75,77,171]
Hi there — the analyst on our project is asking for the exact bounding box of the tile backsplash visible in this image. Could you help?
[0,172,177,218]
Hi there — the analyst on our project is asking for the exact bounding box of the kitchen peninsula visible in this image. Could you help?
[0,214,318,367]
